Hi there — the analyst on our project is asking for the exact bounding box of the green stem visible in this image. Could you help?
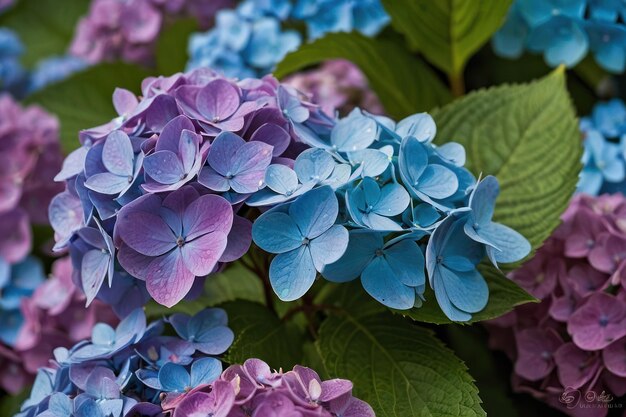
[449,71,465,97]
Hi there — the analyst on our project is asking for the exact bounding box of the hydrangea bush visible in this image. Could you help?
[0,0,606,416]
[486,193,626,416]
[493,0,626,72]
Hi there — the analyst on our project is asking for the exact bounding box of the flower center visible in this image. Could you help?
[599,315,609,327]
[302,238,310,246]
[375,249,384,257]
[176,236,185,247]
[127,175,133,183]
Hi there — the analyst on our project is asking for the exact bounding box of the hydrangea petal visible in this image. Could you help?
[252,212,302,254]
[269,246,316,301]
[309,224,349,271]
[361,257,415,309]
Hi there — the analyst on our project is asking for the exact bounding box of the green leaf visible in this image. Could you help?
[274,32,451,119]
[156,18,198,76]
[318,311,485,417]
[145,262,264,318]
[401,265,536,324]
[0,0,89,68]
[382,0,512,76]
[432,68,582,254]
[0,388,28,415]
[25,63,150,153]
[220,301,305,370]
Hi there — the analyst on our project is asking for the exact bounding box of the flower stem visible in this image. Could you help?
[449,72,465,97]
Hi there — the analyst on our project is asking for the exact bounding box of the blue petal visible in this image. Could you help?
[81,249,110,306]
[347,149,390,178]
[330,109,378,152]
[435,142,466,166]
[289,186,338,239]
[92,323,116,346]
[398,136,428,188]
[115,308,147,346]
[190,357,222,388]
[158,363,190,392]
[48,393,73,416]
[417,164,458,199]
[136,369,162,390]
[361,257,415,309]
[481,222,531,264]
[265,164,299,195]
[294,148,335,184]
[440,266,488,313]
[384,239,425,287]
[252,211,302,254]
[269,246,316,301]
[309,224,349,271]
[432,271,473,322]
[85,172,129,195]
[395,113,436,143]
[322,231,382,283]
[208,132,245,176]
[54,146,88,181]
[469,175,499,226]
[374,183,410,216]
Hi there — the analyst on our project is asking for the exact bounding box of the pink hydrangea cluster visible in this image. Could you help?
[486,193,626,417]
[0,94,63,264]
[284,59,384,117]
[0,257,117,395]
[70,0,233,66]
[170,358,375,417]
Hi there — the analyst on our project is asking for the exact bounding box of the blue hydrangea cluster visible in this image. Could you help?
[0,27,87,97]
[51,68,529,322]
[493,0,626,72]
[187,0,389,78]
[15,307,234,417]
[251,110,531,321]
[578,99,626,195]
[0,257,44,347]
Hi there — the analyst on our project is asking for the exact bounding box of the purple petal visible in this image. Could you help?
[219,216,252,262]
[208,132,245,176]
[196,79,240,122]
[197,166,230,192]
[145,94,180,132]
[112,88,138,116]
[182,231,228,276]
[179,130,200,174]
[117,209,176,256]
[183,194,233,241]
[251,123,290,156]
[54,147,88,181]
[81,249,109,306]
[157,115,195,153]
[146,250,196,307]
[143,150,185,185]
[102,131,134,176]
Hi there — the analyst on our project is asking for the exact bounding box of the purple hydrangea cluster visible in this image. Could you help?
[15,307,234,417]
[578,99,626,196]
[0,257,117,396]
[51,67,530,321]
[70,0,234,66]
[173,358,375,417]
[0,94,63,263]
[284,59,384,117]
[50,68,334,309]
[486,193,626,417]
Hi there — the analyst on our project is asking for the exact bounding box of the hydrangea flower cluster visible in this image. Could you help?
[579,99,626,196]
[15,307,234,417]
[187,0,389,78]
[0,257,117,395]
[71,0,234,66]
[493,0,626,72]
[187,3,301,78]
[174,358,375,416]
[0,94,63,263]
[284,59,384,117]
[239,0,390,41]
[28,55,88,93]
[50,68,529,321]
[486,193,626,416]
[50,68,335,309]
